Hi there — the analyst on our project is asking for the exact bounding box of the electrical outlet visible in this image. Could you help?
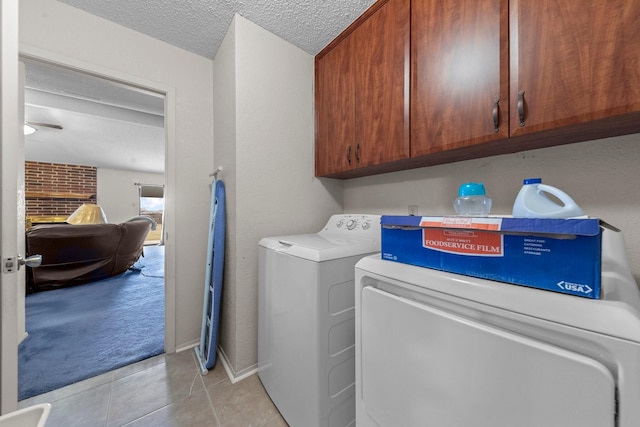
[408,205,419,216]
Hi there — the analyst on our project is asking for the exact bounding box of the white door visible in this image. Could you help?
[0,0,21,413]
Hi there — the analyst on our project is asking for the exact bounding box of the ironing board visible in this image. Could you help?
[194,178,226,373]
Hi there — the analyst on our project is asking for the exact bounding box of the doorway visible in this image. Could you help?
[19,56,174,398]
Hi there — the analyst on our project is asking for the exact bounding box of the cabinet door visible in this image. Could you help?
[510,0,640,136]
[315,34,355,176]
[353,0,410,168]
[411,0,508,157]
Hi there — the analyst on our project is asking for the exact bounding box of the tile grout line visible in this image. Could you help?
[198,367,223,426]
[117,358,199,426]
[104,377,115,427]
[193,348,223,426]
[107,355,174,427]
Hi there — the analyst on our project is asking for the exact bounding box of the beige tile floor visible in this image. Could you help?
[19,349,289,426]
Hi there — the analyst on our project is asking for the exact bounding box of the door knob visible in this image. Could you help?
[18,254,42,269]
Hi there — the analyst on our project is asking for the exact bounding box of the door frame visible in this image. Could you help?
[18,46,177,350]
[0,0,21,413]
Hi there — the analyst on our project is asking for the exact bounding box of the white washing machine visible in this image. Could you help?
[258,214,381,427]
[355,224,640,427]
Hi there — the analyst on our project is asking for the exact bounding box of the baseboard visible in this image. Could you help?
[216,345,258,384]
[174,340,258,383]
[175,339,199,353]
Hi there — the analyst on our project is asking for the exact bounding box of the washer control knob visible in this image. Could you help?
[336,220,344,228]
[346,219,358,230]
[362,221,370,230]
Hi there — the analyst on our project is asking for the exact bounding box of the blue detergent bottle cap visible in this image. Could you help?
[523,178,542,185]
[458,182,486,197]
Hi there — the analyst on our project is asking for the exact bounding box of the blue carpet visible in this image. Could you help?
[18,245,165,400]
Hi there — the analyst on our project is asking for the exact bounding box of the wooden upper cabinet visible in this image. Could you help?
[315,0,409,177]
[411,0,509,157]
[510,0,640,136]
[317,0,640,179]
[315,34,355,176]
[353,0,410,168]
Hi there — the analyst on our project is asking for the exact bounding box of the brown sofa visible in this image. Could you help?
[25,218,154,293]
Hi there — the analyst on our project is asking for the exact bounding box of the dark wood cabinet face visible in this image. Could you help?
[510,0,640,136]
[412,0,509,157]
[315,0,640,179]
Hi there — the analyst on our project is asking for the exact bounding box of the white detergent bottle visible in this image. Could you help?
[512,178,585,218]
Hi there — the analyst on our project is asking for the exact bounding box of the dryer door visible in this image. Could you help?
[359,286,616,427]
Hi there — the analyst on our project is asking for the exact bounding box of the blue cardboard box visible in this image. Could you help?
[381,216,602,299]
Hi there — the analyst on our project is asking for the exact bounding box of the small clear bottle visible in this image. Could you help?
[454,182,492,216]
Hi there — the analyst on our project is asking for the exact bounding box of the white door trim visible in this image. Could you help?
[18,44,177,354]
[0,0,21,413]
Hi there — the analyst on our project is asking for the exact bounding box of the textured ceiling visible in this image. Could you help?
[56,0,377,58]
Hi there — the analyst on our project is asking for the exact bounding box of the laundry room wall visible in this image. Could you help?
[343,133,640,283]
[213,14,342,379]
[20,0,214,351]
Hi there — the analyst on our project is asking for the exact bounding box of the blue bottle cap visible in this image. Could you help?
[523,178,542,185]
[458,182,486,196]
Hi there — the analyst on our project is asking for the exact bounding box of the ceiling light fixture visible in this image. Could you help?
[24,124,37,135]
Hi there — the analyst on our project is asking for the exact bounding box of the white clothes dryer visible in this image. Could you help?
[355,224,640,427]
[258,214,381,427]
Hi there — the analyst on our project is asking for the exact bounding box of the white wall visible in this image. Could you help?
[213,15,343,378]
[97,168,164,224]
[20,0,214,350]
[343,133,640,282]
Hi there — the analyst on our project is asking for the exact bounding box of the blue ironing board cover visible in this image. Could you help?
[196,179,226,371]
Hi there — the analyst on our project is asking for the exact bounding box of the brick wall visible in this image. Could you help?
[25,161,97,217]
